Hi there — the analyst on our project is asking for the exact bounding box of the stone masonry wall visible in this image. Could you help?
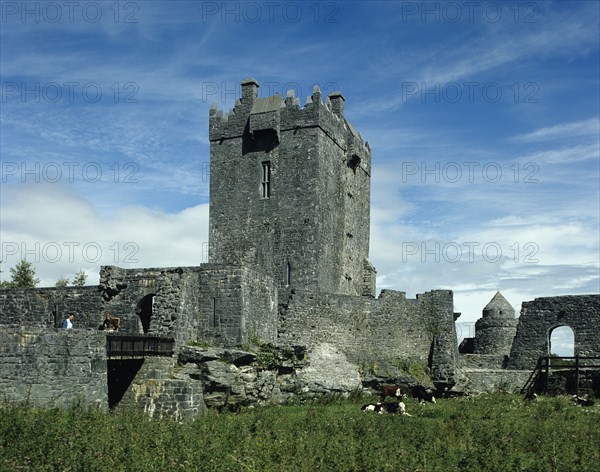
[198,264,278,346]
[508,295,600,370]
[99,265,206,347]
[0,286,105,329]
[278,288,457,384]
[0,328,108,409]
[115,357,206,421]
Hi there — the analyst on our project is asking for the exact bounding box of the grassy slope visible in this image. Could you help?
[1,394,598,471]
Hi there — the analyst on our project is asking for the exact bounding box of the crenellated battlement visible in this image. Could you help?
[209,79,371,171]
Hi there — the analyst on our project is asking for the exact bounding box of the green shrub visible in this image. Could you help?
[1,394,598,471]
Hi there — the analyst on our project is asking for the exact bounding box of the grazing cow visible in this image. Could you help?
[362,402,412,416]
[382,401,412,416]
[523,391,537,402]
[411,385,436,404]
[380,385,404,403]
[572,395,595,407]
[361,403,385,414]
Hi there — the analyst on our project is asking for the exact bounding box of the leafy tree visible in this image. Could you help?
[72,270,87,287]
[0,263,12,288]
[9,260,40,288]
[55,276,70,288]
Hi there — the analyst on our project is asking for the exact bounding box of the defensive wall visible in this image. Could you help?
[279,289,458,384]
[0,328,107,409]
[508,295,600,370]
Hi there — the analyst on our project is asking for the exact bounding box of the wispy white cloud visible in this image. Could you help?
[511,117,600,143]
[0,184,209,287]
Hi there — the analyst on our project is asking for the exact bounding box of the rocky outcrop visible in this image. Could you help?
[175,343,437,411]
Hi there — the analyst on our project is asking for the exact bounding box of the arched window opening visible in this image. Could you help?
[549,325,575,358]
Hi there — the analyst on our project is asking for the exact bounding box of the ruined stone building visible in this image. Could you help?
[1,79,598,418]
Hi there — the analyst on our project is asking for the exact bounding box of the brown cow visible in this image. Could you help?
[380,385,405,403]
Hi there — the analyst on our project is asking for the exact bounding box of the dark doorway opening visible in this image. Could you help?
[138,294,154,334]
[107,359,144,409]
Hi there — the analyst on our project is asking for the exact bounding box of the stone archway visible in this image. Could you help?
[548,325,575,357]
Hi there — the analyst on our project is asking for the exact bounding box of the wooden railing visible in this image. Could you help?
[521,355,600,396]
[106,334,175,359]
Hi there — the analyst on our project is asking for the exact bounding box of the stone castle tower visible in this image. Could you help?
[473,291,518,356]
[208,78,376,298]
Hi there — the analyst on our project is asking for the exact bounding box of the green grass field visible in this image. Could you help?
[1,393,598,471]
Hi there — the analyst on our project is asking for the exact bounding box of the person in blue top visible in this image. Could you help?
[62,313,74,329]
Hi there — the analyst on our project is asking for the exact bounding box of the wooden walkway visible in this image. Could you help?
[106,334,175,359]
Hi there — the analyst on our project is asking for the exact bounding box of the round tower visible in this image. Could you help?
[473,291,518,356]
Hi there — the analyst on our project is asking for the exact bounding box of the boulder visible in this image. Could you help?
[296,343,361,393]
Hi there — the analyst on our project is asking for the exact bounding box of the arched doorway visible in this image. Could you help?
[548,325,575,357]
[137,294,155,334]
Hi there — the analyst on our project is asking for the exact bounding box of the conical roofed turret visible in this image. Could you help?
[473,291,518,355]
[482,291,515,318]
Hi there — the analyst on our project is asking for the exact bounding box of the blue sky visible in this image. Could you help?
[1,1,599,350]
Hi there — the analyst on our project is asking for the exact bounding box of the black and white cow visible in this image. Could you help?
[382,401,412,416]
[572,395,594,407]
[523,391,537,402]
[361,403,385,414]
[361,402,412,416]
[411,385,436,404]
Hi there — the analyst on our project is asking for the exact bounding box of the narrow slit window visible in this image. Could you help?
[212,297,217,327]
[285,262,291,287]
[261,161,271,198]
